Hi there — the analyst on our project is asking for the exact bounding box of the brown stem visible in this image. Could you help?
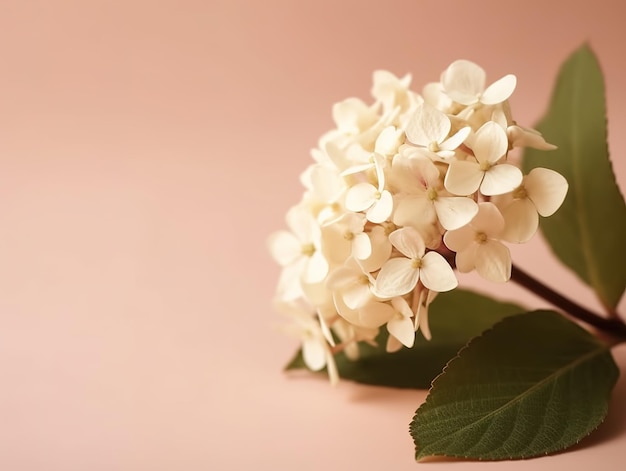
[510,264,626,340]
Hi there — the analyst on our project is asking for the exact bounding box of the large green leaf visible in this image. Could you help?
[522,44,626,310]
[410,310,619,460]
[285,289,523,389]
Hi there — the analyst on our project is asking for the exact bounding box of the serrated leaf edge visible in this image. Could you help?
[410,311,616,461]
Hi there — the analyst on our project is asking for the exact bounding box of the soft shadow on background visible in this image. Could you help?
[0,1,625,470]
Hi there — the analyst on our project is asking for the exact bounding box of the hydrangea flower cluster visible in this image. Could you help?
[269,60,568,383]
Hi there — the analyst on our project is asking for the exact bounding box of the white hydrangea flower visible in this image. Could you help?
[321,212,370,265]
[277,301,339,384]
[345,154,393,223]
[268,205,329,285]
[334,295,395,330]
[491,108,557,151]
[444,121,523,196]
[386,296,416,349]
[300,161,346,205]
[373,227,457,298]
[444,202,511,283]
[371,70,416,114]
[332,97,380,135]
[499,167,568,243]
[441,59,517,106]
[422,81,454,112]
[326,258,375,310]
[391,153,478,231]
[269,61,567,383]
[358,224,393,273]
[405,102,471,160]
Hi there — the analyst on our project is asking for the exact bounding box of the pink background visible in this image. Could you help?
[0,1,625,469]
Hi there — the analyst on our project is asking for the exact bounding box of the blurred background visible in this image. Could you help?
[0,1,624,470]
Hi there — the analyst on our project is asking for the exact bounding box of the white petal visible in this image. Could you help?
[386,334,403,353]
[340,161,374,176]
[388,315,415,348]
[507,125,557,150]
[310,164,345,203]
[414,289,433,340]
[389,226,425,258]
[409,154,442,186]
[373,257,419,298]
[491,108,509,128]
[325,265,356,291]
[320,225,351,265]
[472,202,505,236]
[392,196,436,229]
[344,212,367,233]
[303,251,329,283]
[324,140,351,170]
[374,153,387,191]
[481,74,517,105]
[326,354,339,386]
[352,232,372,260]
[444,160,483,196]
[501,198,539,243]
[475,240,511,282]
[366,190,393,223]
[443,224,474,252]
[434,196,479,230]
[434,150,456,160]
[267,231,301,265]
[439,126,471,151]
[343,282,373,310]
[358,301,396,328]
[525,167,568,217]
[455,245,478,273]
[335,295,393,328]
[420,252,458,292]
[274,262,305,301]
[332,97,377,133]
[472,121,508,164]
[345,182,377,212]
[406,102,450,146]
[285,205,317,242]
[360,226,392,272]
[375,126,403,155]
[317,311,335,346]
[442,60,485,105]
[302,338,326,371]
[481,163,523,196]
[391,296,413,318]
[422,81,452,110]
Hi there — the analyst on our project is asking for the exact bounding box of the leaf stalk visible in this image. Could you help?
[510,264,626,340]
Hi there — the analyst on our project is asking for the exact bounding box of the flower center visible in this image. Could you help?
[475,232,488,244]
[411,258,423,269]
[512,185,528,199]
[301,243,316,257]
[427,187,438,201]
[428,141,440,153]
[479,161,492,172]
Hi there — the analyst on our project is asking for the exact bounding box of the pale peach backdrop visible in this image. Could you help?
[0,1,625,470]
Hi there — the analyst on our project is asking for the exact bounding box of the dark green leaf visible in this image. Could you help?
[410,310,619,460]
[522,44,626,310]
[285,289,523,389]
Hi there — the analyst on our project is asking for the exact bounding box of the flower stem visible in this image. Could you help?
[510,264,626,340]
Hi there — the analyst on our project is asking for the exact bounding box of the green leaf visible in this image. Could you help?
[285,289,523,389]
[410,310,619,461]
[522,43,626,310]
